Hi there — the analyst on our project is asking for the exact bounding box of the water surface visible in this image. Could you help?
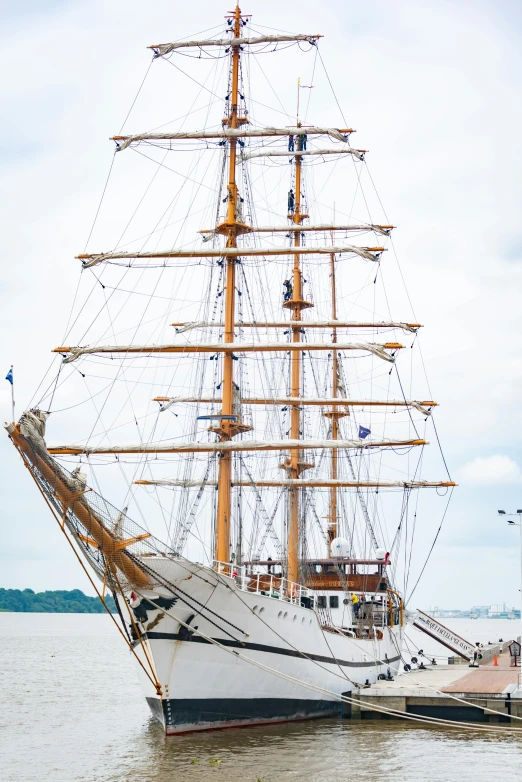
[1,613,521,781]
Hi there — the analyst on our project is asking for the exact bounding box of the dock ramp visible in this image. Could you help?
[413,610,476,660]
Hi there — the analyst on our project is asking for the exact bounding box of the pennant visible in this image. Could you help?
[358,425,371,439]
[5,367,13,385]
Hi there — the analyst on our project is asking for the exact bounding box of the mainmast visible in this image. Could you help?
[215,4,247,565]
[285,117,313,585]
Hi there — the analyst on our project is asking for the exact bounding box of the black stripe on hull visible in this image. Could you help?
[138,631,401,669]
[147,696,350,734]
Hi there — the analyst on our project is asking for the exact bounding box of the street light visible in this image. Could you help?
[498,509,522,686]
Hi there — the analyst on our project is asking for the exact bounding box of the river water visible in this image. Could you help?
[1,613,521,781]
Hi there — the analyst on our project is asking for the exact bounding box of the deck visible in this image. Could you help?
[442,649,519,694]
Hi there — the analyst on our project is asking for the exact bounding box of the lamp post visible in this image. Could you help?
[498,509,522,684]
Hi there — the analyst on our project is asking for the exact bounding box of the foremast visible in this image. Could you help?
[215,5,249,565]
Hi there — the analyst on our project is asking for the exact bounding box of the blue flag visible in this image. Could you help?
[358,425,371,439]
[5,368,13,385]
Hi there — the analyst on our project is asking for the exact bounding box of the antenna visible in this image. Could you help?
[297,76,314,125]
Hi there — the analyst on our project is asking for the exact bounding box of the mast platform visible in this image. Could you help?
[282,298,314,310]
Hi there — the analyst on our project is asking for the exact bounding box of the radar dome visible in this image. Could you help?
[375,548,386,560]
[330,537,351,558]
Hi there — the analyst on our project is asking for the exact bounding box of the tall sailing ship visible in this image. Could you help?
[6,6,454,733]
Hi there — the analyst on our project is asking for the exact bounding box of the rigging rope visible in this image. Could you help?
[240,458,284,558]
[406,487,454,605]
[174,458,214,554]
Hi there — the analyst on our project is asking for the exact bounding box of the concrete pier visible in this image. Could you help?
[350,643,522,723]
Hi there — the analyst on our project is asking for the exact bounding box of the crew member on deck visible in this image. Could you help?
[288,188,295,213]
[352,592,359,618]
[283,279,293,301]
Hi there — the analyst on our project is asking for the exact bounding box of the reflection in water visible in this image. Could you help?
[1,614,521,782]
[133,719,522,782]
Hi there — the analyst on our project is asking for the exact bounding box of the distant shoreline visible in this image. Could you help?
[0,588,117,613]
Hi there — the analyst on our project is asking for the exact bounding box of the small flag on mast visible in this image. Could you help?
[358,425,371,439]
[6,365,15,422]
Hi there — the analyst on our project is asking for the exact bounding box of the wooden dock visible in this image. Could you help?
[350,644,522,723]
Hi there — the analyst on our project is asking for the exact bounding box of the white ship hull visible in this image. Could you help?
[124,560,403,734]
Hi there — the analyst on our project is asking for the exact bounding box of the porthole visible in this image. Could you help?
[283,611,288,619]
[309,618,313,625]
[301,617,306,624]
[293,614,297,622]
[259,607,265,614]
[253,605,259,613]
[278,610,283,619]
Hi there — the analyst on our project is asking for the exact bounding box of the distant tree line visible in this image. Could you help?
[0,588,117,613]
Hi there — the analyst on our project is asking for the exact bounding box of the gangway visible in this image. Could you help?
[413,609,476,660]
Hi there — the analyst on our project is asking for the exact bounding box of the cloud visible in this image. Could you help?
[458,455,522,485]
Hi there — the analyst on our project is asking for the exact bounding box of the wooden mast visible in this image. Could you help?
[325,252,348,545]
[7,424,152,588]
[285,112,313,585]
[287,140,302,585]
[329,253,338,544]
[215,4,243,566]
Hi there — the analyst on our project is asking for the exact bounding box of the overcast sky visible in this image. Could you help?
[2,0,522,612]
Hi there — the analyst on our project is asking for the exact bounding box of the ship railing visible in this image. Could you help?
[213,561,310,605]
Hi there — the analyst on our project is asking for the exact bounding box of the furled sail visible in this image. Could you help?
[135,479,454,489]
[113,126,352,151]
[151,34,322,57]
[78,245,384,268]
[170,321,419,331]
[243,148,365,161]
[47,438,427,456]
[56,341,402,364]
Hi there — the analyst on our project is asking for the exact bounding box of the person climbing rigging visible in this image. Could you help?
[283,279,293,302]
[288,134,294,152]
[288,188,295,213]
